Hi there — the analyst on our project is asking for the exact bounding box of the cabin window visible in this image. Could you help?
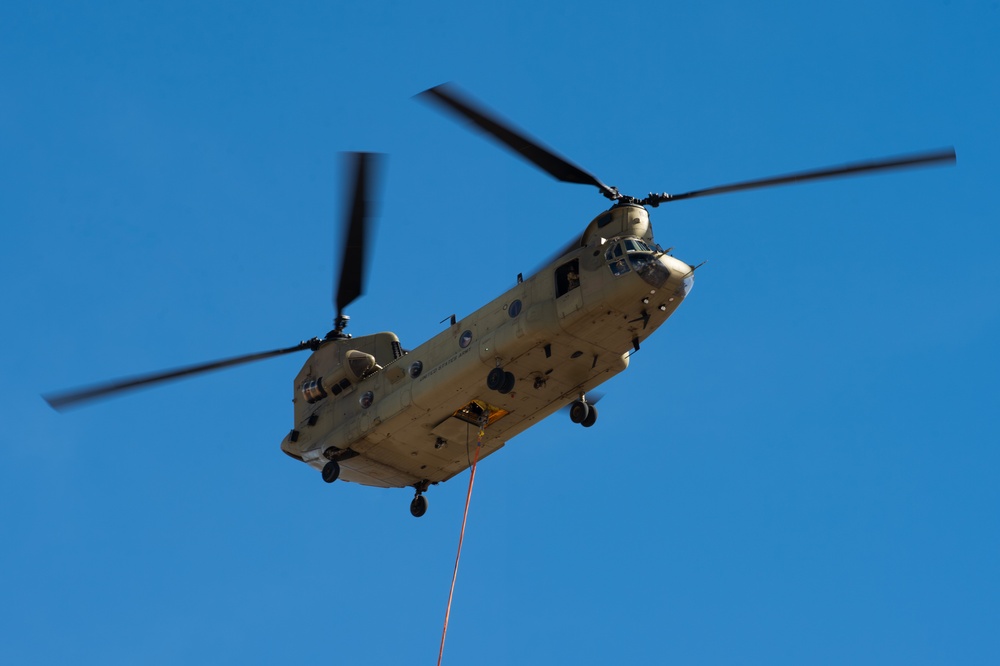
[329,377,352,397]
[555,259,580,297]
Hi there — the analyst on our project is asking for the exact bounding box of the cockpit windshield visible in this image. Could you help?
[605,237,652,263]
[605,237,670,287]
[623,238,651,253]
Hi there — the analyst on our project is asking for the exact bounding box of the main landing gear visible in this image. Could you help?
[322,464,431,518]
[410,480,430,518]
[569,398,598,428]
[486,366,515,394]
[321,460,341,483]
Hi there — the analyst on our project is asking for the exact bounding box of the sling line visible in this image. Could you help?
[436,425,484,666]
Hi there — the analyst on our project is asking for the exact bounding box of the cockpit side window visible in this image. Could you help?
[606,240,630,276]
[555,259,581,297]
[609,258,630,276]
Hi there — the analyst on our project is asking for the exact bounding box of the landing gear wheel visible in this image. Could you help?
[410,494,428,518]
[486,367,505,391]
[569,400,590,424]
[581,405,598,428]
[498,371,515,394]
[321,460,341,483]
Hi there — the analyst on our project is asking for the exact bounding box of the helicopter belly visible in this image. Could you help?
[300,261,693,489]
[324,328,646,486]
[336,456,419,489]
[287,249,695,490]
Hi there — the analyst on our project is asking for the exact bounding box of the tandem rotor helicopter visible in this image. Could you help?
[45,84,956,517]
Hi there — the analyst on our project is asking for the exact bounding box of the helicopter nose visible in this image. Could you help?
[658,255,694,299]
[682,271,694,296]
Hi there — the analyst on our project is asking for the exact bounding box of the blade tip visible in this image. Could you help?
[42,394,69,412]
[415,82,451,101]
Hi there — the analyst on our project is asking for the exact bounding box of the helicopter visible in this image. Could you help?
[44,83,956,518]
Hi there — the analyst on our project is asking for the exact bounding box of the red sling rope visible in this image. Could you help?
[436,427,484,666]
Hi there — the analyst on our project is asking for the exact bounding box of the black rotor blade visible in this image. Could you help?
[417,83,619,200]
[646,148,956,205]
[43,341,316,411]
[531,233,586,275]
[335,152,382,318]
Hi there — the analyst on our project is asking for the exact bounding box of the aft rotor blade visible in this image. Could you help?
[43,341,316,411]
[646,148,956,205]
[335,152,382,318]
[418,83,619,200]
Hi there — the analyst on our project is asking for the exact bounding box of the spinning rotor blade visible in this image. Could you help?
[47,153,384,411]
[335,152,382,319]
[645,148,956,205]
[43,341,317,411]
[418,83,619,200]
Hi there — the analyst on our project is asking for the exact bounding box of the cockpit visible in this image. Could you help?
[605,237,671,288]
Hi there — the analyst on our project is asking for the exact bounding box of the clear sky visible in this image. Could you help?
[2,2,997,664]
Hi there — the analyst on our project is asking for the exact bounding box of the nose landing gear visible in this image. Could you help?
[569,398,598,428]
[410,494,429,517]
[410,480,430,517]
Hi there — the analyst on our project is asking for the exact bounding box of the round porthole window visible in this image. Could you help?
[409,361,423,378]
[508,299,522,318]
[459,330,473,348]
[359,391,374,409]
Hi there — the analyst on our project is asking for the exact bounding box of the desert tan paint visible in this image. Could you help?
[282,204,693,489]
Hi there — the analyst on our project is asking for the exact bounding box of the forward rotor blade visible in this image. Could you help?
[532,233,586,275]
[647,148,956,205]
[417,83,619,200]
[43,341,316,411]
[335,152,382,318]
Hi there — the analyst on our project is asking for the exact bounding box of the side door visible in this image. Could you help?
[554,258,583,319]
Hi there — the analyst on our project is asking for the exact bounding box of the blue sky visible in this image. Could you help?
[2,2,997,664]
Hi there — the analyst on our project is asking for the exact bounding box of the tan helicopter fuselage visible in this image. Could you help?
[281,204,693,489]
